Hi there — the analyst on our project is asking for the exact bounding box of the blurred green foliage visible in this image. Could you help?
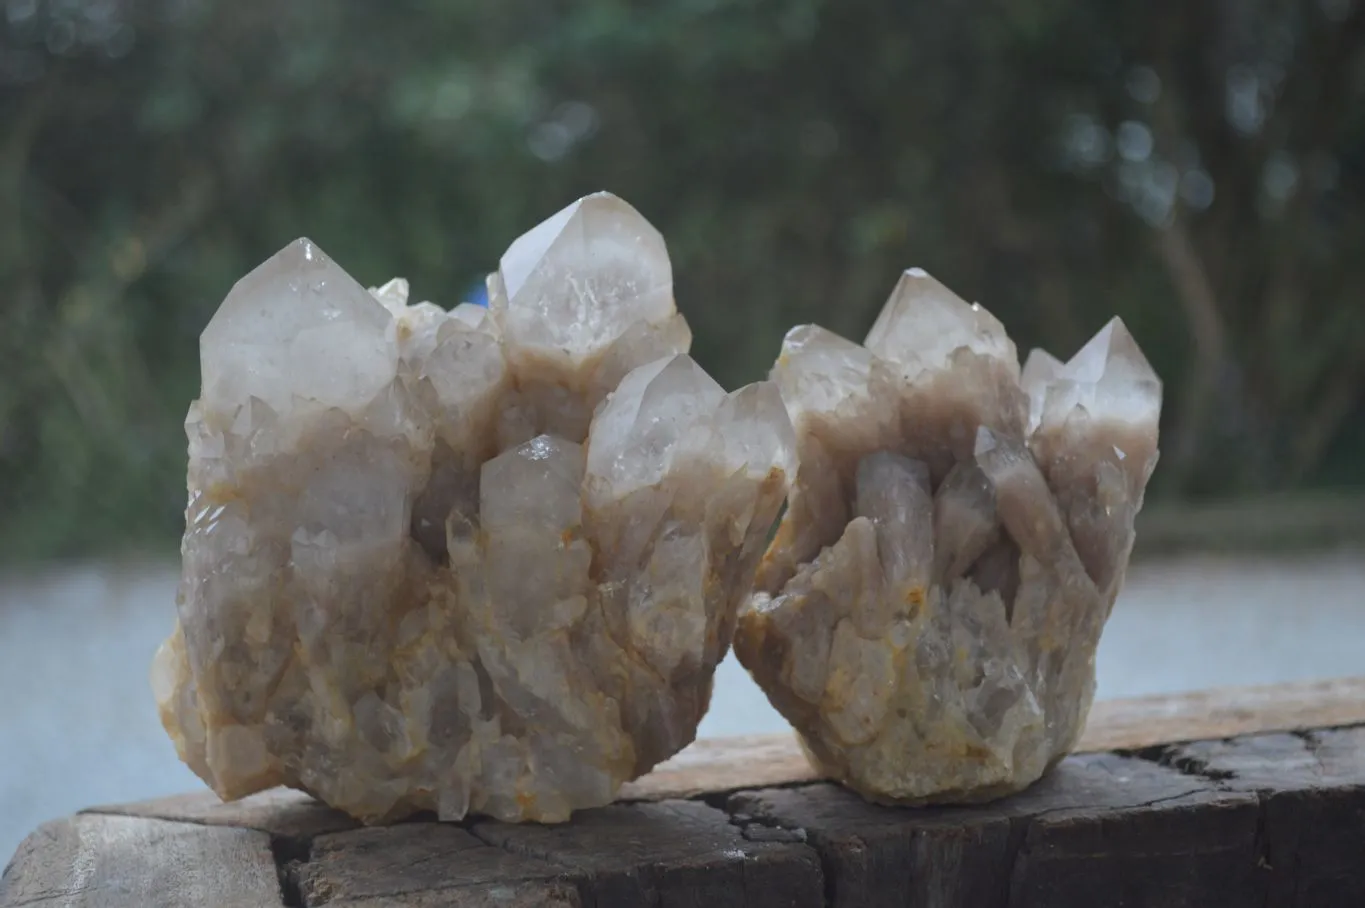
[1,0,1363,561]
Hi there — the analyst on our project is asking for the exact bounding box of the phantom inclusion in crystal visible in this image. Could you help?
[735,270,1162,804]
[153,192,795,824]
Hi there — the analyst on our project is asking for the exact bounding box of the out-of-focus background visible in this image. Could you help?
[2,0,1364,861]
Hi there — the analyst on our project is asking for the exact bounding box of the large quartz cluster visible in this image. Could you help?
[735,269,1162,804]
[152,192,795,824]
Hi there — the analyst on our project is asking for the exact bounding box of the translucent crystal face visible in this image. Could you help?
[200,239,397,414]
[773,324,878,418]
[737,272,1162,806]
[864,268,1018,380]
[156,193,795,826]
[480,435,587,532]
[484,193,691,448]
[1021,347,1065,433]
[494,192,675,365]
[1037,317,1162,435]
[585,354,726,501]
[711,381,798,481]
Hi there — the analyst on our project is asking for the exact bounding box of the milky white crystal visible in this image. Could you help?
[154,192,794,824]
[736,270,1161,804]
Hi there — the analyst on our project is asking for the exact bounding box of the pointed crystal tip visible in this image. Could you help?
[494,192,676,363]
[864,269,1017,376]
[1022,348,1065,432]
[200,238,396,414]
[714,380,798,481]
[772,324,877,417]
[1066,317,1160,390]
[1022,348,1064,390]
[370,277,411,314]
[1034,317,1162,431]
[586,353,725,496]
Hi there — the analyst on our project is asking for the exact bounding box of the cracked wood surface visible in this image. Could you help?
[619,675,1365,800]
[0,813,280,908]
[4,679,1364,907]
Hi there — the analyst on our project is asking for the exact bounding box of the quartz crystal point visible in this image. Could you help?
[153,193,794,825]
[488,192,692,447]
[735,270,1162,805]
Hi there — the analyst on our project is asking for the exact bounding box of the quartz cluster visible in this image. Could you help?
[153,192,795,824]
[735,269,1162,804]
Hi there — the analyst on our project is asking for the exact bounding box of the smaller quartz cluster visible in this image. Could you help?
[735,269,1162,804]
[153,192,795,824]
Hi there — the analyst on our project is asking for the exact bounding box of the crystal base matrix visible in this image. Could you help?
[154,193,795,823]
[735,268,1162,804]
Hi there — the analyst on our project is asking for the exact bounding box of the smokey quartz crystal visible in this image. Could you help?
[153,192,795,824]
[735,268,1162,804]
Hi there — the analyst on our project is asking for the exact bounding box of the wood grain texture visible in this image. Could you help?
[82,785,360,840]
[7,680,1365,907]
[0,813,282,908]
[471,799,824,908]
[333,882,584,907]
[291,799,822,907]
[1078,676,1365,753]
[1164,726,1365,907]
[623,675,1365,801]
[732,753,1262,908]
[618,734,818,801]
[300,823,575,906]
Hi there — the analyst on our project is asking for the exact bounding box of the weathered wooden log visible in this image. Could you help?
[4,676,1364,907]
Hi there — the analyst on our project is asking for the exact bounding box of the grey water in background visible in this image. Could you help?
[3,551,1364,860]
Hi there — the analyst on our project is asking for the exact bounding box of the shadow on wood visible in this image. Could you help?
[4,678,1364,907]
